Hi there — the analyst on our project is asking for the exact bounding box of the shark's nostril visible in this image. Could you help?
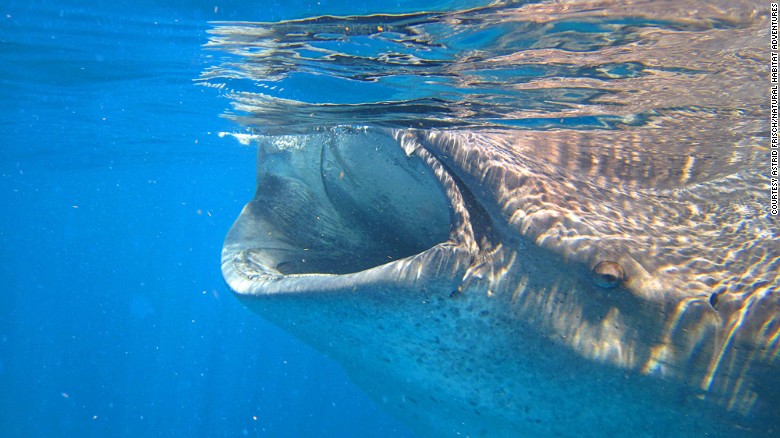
[592,261,624,288]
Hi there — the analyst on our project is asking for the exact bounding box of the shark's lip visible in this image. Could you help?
[221,240,474,296]
[221,128,478,296]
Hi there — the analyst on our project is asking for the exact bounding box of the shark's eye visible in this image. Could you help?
[591,261,624,288]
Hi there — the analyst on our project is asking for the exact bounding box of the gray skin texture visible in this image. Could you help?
[222,127,778,437]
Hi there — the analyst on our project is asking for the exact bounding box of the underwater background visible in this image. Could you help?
[2,0,774,436]
[0,0,480,436]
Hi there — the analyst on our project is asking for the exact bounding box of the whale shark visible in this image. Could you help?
[221,126,778,436]
[207,0,778,436]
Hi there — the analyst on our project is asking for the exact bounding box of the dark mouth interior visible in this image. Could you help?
[240,130,453,275]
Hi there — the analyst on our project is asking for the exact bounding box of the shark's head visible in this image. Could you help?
[221,125,778,437]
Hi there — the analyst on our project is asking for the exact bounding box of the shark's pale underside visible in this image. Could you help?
[201,0,778,436]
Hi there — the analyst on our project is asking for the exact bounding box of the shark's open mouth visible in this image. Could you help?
[221,128,476,294]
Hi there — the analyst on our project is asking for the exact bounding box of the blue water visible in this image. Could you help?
[0,0,487,436]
